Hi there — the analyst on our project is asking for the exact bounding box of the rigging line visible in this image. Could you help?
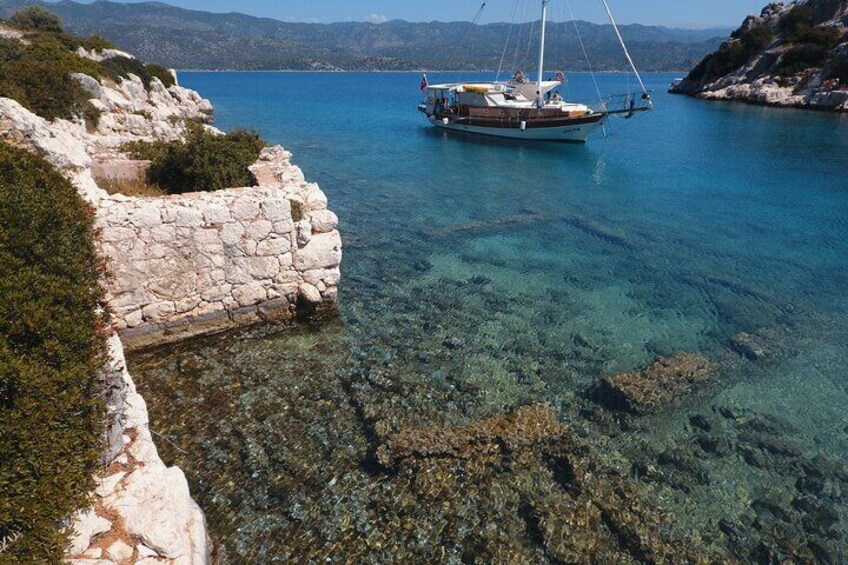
[496,0,521,81]
[451,2,487,82]
[557,0,572,100]
[510,0,530,73]
[566,0,604,108]
[525,11,537,66]
[598,0,648,95]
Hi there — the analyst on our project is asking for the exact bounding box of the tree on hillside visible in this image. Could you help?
[9,6,64,33]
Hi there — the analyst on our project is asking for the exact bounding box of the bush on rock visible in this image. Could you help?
[8,6,63,33]
[123,124,265,194]
[0,142,106,563]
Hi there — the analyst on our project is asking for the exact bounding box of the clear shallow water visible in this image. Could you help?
[132,72,848,562]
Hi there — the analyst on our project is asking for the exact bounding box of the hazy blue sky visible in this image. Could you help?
[70,0,768,28]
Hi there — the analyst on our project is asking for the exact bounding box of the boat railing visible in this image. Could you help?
[591,91,654,118]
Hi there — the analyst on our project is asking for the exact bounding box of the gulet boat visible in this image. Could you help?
[418,0,652,142]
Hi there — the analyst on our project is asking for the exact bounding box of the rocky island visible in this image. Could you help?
[0,7,339,564]
[670,0,848,111]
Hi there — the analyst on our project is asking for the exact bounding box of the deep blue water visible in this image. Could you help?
[133,72,848,561]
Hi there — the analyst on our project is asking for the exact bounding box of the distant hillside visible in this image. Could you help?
[0,0,731,71]
[670,0,848,111]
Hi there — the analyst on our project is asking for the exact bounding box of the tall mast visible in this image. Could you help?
[536,0,550,108]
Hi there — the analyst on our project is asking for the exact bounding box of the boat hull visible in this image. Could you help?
[428,114,607,142]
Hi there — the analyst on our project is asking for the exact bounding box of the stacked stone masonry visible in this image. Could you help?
[97,147,342,349]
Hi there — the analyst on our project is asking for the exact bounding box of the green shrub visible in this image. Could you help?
[75,35,117,53]
[146,63,176,88]
[779,5,814,35]
[0,142,107,563]
[793,25,841,49]
[687,24,773,84]
[778,43,832,76]
[8,6,63,33]
[100,56,176,89]
[123,124,265,194]
[827,57,848,84]
[0,36,100,122]
[290,200,304,222]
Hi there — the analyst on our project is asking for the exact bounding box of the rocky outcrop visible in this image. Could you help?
[670,0,848,111]
[67,336,209,564]
[97,147,341,348]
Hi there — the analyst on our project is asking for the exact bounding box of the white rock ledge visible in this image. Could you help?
[68,335,210,565]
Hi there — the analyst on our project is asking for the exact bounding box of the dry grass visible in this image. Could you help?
[97,176,165,198]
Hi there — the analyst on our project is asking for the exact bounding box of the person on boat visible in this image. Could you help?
[513,70,526,83]
[551,91,563,103]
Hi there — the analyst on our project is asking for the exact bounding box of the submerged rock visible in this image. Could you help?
[596,353,712,415]
[377,403,569,467]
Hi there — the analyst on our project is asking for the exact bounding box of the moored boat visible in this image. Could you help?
[418,0,653,142]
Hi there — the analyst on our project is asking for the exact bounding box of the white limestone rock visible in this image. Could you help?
[105,463,204,560]
[69,509,112,555]
[299,282,323,304]
[105,539,134,562]
[95,471,127,498]
[294,231,343,271]
[76,46,136,62]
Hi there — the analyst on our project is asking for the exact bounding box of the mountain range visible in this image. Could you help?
[0,0,733,71]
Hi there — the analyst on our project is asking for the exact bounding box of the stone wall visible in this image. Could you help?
[96,146,341,349]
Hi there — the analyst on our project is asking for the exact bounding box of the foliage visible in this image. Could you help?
[0,142,106,564]
[686,24,773,84]
[290,200,304,222]
[792,25,841,49]
[0,37,99,123]
[776,16,841,77]
[778,5,815,35]
[778,44,833,76]
[100,56,175,89]
[0,8,173,124]
[123,124,264,194]
[827,57,848,84]
[145,63,176,88]
[8,6,63,33]
[97,176,165,198]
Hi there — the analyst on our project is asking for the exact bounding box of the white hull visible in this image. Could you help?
[428,116,607,142]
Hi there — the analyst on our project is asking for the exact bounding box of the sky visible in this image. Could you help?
[71,0,769,29]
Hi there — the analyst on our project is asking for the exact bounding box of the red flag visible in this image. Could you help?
[420,74,428,91]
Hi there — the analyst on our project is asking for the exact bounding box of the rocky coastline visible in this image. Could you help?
[670,0,848,112]
[1,25,340,564]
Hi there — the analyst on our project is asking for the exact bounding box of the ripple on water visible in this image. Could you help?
[130,71,848,562]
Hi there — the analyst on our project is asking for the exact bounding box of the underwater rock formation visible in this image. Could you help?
[377,403,569,467]
[596,353,712,415]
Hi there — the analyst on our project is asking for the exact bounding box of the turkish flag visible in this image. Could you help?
[420,74,428,91]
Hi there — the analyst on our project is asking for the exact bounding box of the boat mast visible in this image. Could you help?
[536,0,550,108]
[599,0,649,98]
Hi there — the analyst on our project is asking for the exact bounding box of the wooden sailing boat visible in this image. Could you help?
[418,0,652,142]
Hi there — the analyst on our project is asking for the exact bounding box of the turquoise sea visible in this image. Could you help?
[132,72,848,562]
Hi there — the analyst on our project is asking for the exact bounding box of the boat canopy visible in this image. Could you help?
[426,80,561,96]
